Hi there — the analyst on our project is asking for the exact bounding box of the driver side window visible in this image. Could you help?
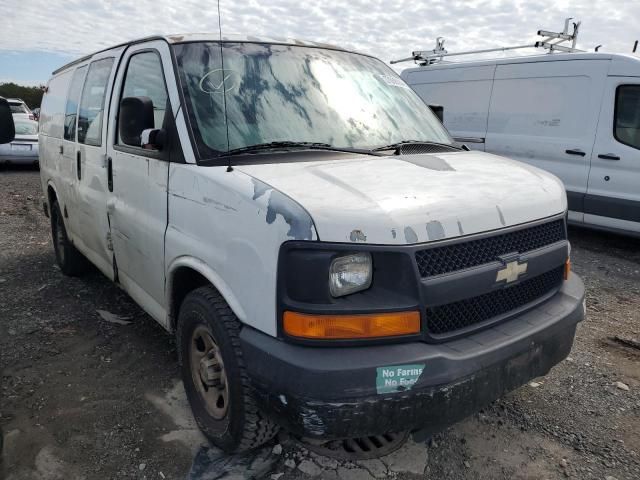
[118,51,169,148]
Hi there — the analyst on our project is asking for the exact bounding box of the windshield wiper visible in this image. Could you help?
[373,140,462,152]
[226,141,383,157]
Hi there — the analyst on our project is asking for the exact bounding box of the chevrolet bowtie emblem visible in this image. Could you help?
[496,261,528,283]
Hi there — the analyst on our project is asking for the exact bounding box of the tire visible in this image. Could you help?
[177,286,278,452]
[51,200,88,276]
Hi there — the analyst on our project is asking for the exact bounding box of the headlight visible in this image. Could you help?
[329,253,372,297]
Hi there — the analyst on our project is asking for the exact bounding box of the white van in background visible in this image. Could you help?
[402,52,640,236]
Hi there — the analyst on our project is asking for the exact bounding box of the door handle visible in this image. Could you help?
[59,145,64,155]
[598,153,620,161]
[107,157,113,192]
[76,151,82,180]
[565,149,586,157]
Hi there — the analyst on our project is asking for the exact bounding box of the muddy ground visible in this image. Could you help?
[1,167,639,480]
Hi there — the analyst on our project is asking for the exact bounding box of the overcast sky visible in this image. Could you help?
[1,0,639,84]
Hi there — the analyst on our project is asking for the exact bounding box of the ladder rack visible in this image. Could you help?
[391,18,583,66]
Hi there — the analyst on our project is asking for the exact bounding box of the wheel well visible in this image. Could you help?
[47,185,57,207]
[170,267,210,330]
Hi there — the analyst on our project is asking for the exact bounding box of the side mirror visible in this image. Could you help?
[0,97,16,144]
[429,104,444,123]
[119,96,154,147]
[141,128,166,151]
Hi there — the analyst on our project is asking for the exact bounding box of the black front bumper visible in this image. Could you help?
[241,274,585,440]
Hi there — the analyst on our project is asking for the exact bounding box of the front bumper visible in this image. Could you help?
[0,154,39,165]
[241,274,585,440]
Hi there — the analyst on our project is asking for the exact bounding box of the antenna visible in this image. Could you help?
[634,40,638,53]
[391,18,583,66]
[217,0,233,172]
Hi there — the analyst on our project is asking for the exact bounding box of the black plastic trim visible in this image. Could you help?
[241,274,584,440]
[584,193,640,223]
[425,267,564,341]
[420,241,568,306]
[277,242,422,348]
[568,189,640,223]
[276,213,568,347]
[566,191,584,212]
[565,149,586,156]
[597,153,620,161]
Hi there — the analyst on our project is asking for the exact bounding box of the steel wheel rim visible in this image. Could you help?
[190,325,229,419]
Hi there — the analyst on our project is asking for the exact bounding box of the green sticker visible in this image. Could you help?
[376,364,425,394]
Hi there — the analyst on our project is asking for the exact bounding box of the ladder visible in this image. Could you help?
[391,18,583,66]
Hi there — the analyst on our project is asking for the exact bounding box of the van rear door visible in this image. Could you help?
[586,78,640,233]
[485,59,609,223]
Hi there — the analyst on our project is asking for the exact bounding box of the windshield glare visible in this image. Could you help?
[174,42,451,159]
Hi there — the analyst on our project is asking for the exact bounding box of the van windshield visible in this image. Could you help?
[173,42,451,160]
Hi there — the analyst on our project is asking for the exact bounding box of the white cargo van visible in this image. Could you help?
[401,52,640,236]
[39,34,584,453]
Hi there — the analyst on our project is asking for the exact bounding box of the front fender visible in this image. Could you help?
[166,255,248,331]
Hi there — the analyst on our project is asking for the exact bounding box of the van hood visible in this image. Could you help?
[236,151,567,245]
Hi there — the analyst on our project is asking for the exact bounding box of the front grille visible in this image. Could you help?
[415,219,566,278]
[426,266,564,335]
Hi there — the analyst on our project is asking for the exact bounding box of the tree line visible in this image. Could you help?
[0,83,46,109]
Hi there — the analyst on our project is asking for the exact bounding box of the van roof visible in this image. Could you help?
[401,51,640,76]
[52,33,356,75]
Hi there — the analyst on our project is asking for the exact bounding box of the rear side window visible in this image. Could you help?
[40,70,73,138]
[14,120,38,135]
[78,58,114,146]
[614,85,640,150]
[64,66,87,141]
[118,51,169,147]
[9,102,28,114]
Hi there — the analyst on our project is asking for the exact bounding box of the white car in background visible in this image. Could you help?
[0,118,39,166]
[8,98,35,121]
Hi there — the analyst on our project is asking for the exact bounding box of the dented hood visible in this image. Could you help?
[236,151,567,245]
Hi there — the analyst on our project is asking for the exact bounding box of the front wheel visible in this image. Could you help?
[177,286,278,452]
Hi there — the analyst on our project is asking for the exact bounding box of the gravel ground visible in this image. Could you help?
[1,167,638,480]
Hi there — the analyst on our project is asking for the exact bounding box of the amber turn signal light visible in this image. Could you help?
[564,258,571,280]
[283,311,421,340]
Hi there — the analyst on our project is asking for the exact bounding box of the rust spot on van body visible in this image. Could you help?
[496,205,506,226]
[426,220,445,240]
[404,226,418,244]
[349,229,367,242]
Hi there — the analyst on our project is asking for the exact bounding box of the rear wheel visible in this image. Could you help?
[177,286,278,452]
[51,200,88,276]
